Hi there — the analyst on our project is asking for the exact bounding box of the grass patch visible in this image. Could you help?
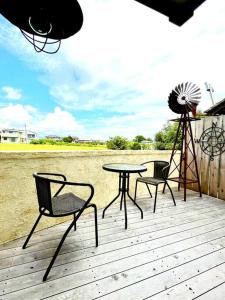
[0,143,107,151]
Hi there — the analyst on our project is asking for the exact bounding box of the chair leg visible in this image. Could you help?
[153,185,158,213]
[73,213,77,231]
[134,180,138,203]
[166,181,176,206]
[162,183,166,194]
[22,213,43,249]
[90,204,98,247]
[145,183,152,198]
[43,220,75,281]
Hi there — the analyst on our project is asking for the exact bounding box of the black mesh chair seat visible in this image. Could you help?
[22,173,98,282]
[134,161,176,213]
[52,192,86,215]
[137,177,165,185]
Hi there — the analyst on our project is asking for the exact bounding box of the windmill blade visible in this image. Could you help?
[184,82,189,92]
[178,84,182,93]
[188,83,198,94]
[168,82,201,114]
[174,87,180,95]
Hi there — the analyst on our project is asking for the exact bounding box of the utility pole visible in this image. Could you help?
[24,124,27,144]
[205,82,215,106]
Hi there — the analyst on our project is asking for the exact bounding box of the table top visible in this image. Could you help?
[102,163,147,173]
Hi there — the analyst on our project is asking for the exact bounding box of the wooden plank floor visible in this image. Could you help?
[1,190,225,299]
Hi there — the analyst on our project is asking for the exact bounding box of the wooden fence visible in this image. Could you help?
[187,115,225,200]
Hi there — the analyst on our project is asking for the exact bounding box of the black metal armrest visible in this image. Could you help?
[49,178,94,203]
[162,164,170,180]
[141,161,155,166]
[35,172,67,181]
[138,161,154,177]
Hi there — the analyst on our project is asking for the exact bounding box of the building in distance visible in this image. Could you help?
[0,128,37,143]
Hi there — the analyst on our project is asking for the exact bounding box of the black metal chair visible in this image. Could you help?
[22,173,98,281]
[134,161,176,213]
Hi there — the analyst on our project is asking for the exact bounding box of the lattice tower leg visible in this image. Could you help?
[168,112,201,201]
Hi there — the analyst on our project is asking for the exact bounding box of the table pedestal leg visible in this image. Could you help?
[121,173,128,229]
[102,172,143,229]
[102,173,121,218]
[127,192,143,219]
[127,174,143,219]
[102,192,120,219]
[120,195,123,211]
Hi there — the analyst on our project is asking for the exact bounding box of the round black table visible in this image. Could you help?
[102,163,147,229]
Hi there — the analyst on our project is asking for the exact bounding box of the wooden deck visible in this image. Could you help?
[1,190,225,299]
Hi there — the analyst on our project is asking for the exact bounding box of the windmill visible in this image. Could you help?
[166,82,202,201]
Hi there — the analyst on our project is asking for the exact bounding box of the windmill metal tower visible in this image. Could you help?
[166,82,202,201]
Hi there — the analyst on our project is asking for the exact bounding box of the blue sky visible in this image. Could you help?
[1,0,225,139]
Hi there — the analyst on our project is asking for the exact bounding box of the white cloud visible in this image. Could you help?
[82,108,177,140]
[0,104,83,136]
[42,0,225,114]
[0,104,35,128]
[37,107,83,135]
[63,0,225,101]
[2,86,22,100]
[0,104,172,140]
[49,84,79,108]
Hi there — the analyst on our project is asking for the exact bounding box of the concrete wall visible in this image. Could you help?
[0,150,179,245]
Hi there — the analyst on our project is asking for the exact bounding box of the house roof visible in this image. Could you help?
[45,135,61,138]
[1,128,36,134]
[204,98,225,115]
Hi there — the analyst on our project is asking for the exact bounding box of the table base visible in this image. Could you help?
[102,172,143,229]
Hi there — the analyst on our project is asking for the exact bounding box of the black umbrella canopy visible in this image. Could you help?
[0,0,83,39]
[135,0,206,26]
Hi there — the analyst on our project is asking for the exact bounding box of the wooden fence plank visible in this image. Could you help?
[199,117,209,195]
[192,119,203,192]
[209,116,220,198]
[218,115,225,200]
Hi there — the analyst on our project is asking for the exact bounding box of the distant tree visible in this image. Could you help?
[30,138,46,144]
[146,137,153,143]
[63,136,73,143]
[72,136,79,142]
[196,110,207,118]
[106,136,129,150]
[154,122,182,150]
[130,142,142,150]
[154,130,165,150]
[133,135,146,143]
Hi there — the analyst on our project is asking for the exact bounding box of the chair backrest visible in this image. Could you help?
[153,161,170,179]
[33,174,53,213]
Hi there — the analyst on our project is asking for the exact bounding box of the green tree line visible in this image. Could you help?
[106,122,181,150]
